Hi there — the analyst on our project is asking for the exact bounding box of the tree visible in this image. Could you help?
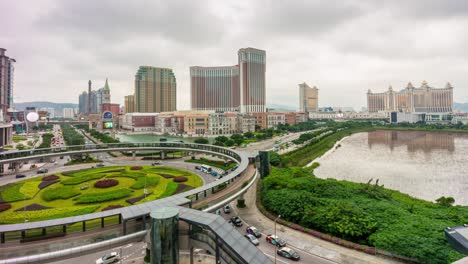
[243,132,254,139]
[231,133,245,145]
[225,139,235,147]
[213,141,225,147]
[194,138,209,144]
[436,196,455,207]
[214,136,229,143]
[269,151,281,166]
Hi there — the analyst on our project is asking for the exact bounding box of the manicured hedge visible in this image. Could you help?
[39,180,59,189]
[130,166,143,170]
[62,174,103,185]
[94,179,119,188]
[20,181,41,199]
[130,176,160,190]
[159,182,178,199]
[41,186,80,201]
[1,184,25,202]
[76,189,133,204]
[0,206,99,224]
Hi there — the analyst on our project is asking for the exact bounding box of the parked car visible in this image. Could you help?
[215,209,221,215]
[151,161,161,166]
[195,166,201,170]
[37,168,48,174]
[96,163,105,167]
[246,226,261,238]
[265,234,286,247]
[59,156,64,159]
[95,252,119,264]
[244,234,260,246]
[223,204,231,214]
[211,171,218,177]
[229,216,242,227]
[277,247,300,261]
[15,174,26,178]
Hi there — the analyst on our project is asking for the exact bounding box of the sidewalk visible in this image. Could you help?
[232,179,403,264]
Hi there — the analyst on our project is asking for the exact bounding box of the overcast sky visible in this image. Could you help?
[2,0,468,110]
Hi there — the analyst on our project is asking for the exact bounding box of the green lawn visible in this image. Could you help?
[0,166,202,224]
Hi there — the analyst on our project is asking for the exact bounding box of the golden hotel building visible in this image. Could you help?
[367,81,453,113]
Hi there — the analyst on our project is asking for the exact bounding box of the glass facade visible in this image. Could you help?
[150,207,179,264]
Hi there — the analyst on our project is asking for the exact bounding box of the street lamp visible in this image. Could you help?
[274,215,281,264]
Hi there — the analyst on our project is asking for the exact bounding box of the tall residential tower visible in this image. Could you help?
[299,82,318,112]
[239,48,266,113]
[134,66,177,113]
[190,66,240,112]
[0,48,15,119]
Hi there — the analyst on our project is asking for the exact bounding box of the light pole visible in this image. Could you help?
[274,215,281,264]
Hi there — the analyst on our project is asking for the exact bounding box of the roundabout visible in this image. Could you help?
[0,166,203,224]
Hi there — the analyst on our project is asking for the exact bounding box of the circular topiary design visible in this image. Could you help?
[42,175,59,181]
[94,179,119,188]
[130,166,143,170]
[173,176,188,183]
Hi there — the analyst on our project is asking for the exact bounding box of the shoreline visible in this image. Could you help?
[305,135,352,167]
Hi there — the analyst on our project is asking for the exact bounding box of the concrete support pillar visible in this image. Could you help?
[161,151,166,160]
[204,190,207,197]
[118,214,122,224]
[1,233,5,244]
[132,151,136,161]
[21,231,25,239]
[123,220,127,235]
[215,235,220,263]
[101,217,105,228]
[82,221,86,232]
[150,207,179,264]
[42,228,46,236]
[195,193,198,200]
[63,225,67,234]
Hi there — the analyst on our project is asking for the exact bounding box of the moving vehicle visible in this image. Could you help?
[15,174,26,178]
[211,171,218,177]
[277,247,300,261]
[215,209,221,215]
[229,216,242,227]
[37,168,48,174]
[59,156,64,159]
[151,161,161,166]
[223,204,231,214]
[244,234,259,246]
[195,166,201,170]
[201,165,212,173]
[95,252,119,264]
[96,163,105,167]
[265,234,286,247]
[246,226,261,238]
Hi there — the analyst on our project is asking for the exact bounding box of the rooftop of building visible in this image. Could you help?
[368,81,453,94]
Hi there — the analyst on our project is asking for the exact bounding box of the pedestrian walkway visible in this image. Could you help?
[232,179,403,264]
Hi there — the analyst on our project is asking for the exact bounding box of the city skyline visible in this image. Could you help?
[2,1,468,110]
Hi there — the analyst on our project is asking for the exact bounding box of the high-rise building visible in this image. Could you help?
[238,48,266,113]
[190,66,240,112]
[0,48,15,120]
[367,81,453,113]
[79,79,112,115]
[62,108,75,119]
[189,47,266,113]
[124,95,135,113]
[78,91,88,114]
[299,82,319,113]
[134,66,176,113]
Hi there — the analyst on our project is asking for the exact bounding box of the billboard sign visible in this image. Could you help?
[102,111,113,120]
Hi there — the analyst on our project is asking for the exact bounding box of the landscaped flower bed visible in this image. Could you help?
[130,166,143,170]
[102,205,124,211]
[42,175,59,181]
[0,203,11,212]
[173,176,188,183]
[0,166,203,224]
[94,179,119,188]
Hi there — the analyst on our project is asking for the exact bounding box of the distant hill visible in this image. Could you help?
[13,101,78,115]
[454,102,468,112]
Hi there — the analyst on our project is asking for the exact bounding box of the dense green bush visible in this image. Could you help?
[194,138,209,144]
[89,129,119,143]
[159,182,178,198]
[75,188,133,204]
[261,167,467,263]
[42,186,80,201]
[38,133,54,149]
[61,125,85,145]
[1,184,25,202]
[62,174,104,185]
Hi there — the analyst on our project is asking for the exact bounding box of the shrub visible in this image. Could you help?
[0,203,12,212]
[130,166,143,170]
[0,206,99,224]
[42,186,80,201]
[62,174,103,185]
[0,184,24,202]
[76,189,133,204]
[42,175,59,181]
[159,182,178,198]
[94,179,119,188]
[131,177,160,190]
[173,176,188,183]
[20,181,41,199]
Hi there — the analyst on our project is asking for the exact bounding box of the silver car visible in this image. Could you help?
[244,234,259,246]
